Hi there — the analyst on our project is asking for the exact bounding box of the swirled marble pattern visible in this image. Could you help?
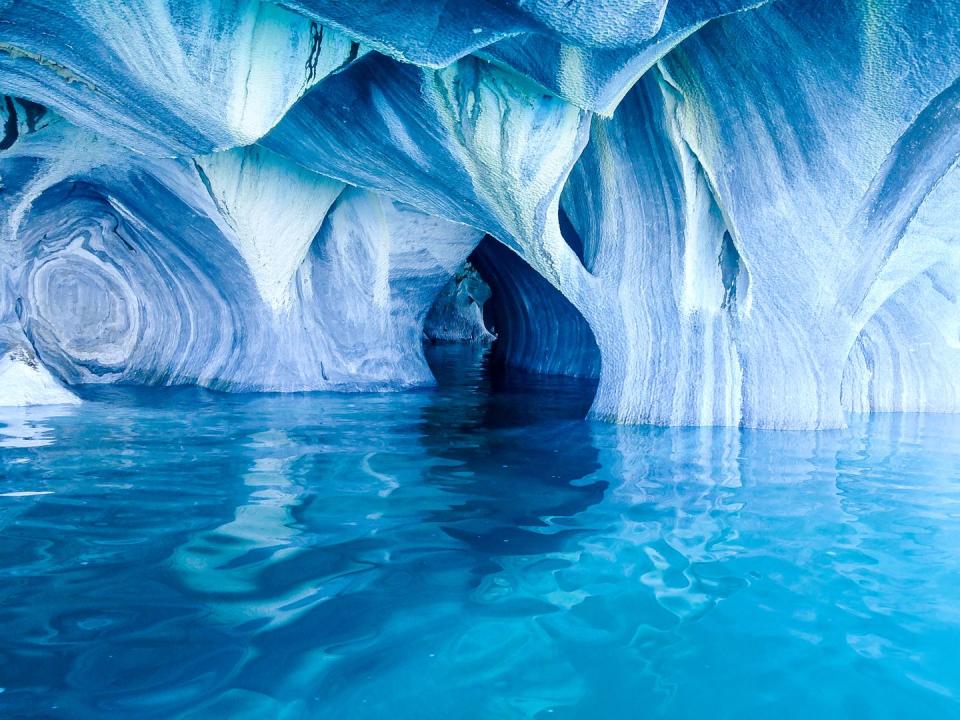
[0,0,366,154]
[2,0,960,429]
[478,0,769,113]
[12,170,480,393]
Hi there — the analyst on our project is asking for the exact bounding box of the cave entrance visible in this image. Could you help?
[423,235,600,416]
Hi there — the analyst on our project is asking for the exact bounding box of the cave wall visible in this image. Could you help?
[1,0,960,429]
[470,236,600,379]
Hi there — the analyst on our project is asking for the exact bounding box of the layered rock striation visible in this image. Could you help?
[1,0,959,429]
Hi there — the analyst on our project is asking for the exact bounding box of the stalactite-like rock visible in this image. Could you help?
[278,0,677,68]
[264,53,598,311]
[0,0,364,154]
[2,0,960,429]
[194,146,345,313]
[557,0,960,428]
[10,149,481,391]
[653,0,960,427]
[477,0,769,114]
[562,70,743,425]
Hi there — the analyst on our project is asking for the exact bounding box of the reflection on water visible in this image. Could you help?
[0,346,959,718]
[0,404,78,449]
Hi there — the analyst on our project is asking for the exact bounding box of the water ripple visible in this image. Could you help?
[0,347,959,718]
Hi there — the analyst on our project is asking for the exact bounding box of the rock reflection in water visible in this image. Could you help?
[0,347,958,718]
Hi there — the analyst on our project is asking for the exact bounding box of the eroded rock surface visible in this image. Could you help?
[2,0,959,427]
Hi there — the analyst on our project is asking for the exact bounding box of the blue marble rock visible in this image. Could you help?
[423,261,495,344]
[0,0,366,154]
[15,155,480,392]
[1,0,959,430]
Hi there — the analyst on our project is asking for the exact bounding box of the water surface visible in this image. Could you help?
[1,346,959,718]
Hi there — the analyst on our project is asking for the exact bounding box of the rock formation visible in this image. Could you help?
[1,0,959,429]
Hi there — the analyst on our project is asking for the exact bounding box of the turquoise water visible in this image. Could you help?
[1,346,959,719]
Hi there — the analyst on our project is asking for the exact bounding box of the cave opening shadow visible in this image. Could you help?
[453,234,600,422]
